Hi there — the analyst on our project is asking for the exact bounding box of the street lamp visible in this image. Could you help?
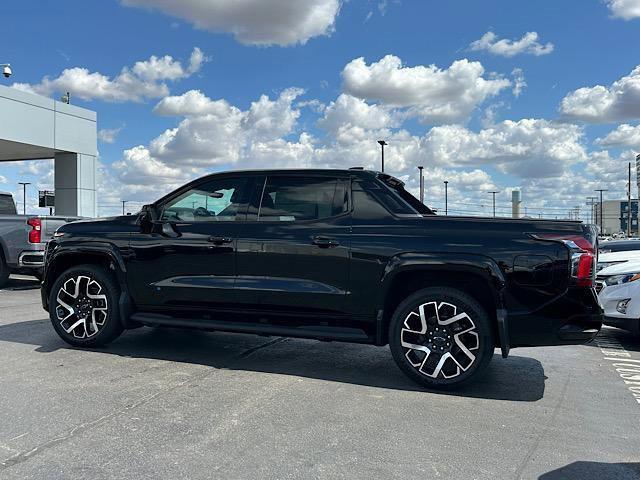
[417,166,424,204]
[443,181,449,216]
[18,182,31,215]
[121,200,128,215]
[377,140,387,173]
[594,189,608,233]
[488,191,500,218]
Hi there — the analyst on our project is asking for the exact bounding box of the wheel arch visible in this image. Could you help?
[377,253,509,356]
[43,244,134,326]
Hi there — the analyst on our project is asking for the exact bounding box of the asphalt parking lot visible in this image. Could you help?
[0,275,639,480]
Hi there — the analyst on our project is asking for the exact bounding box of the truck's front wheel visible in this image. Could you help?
[389,287,494,389]
[49,265,123,347]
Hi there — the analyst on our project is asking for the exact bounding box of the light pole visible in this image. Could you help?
[417,166,424,204]
[121,200,128,215]
[444,181,449,216]
[377,140,387,173]
[594,189,608,234]
[628,162,632,238]
[488,191,500,218]
[18,182,30,215]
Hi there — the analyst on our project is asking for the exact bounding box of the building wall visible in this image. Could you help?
[595,200,639,235]
[0,85,97,217]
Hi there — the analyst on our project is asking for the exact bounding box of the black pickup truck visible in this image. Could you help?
[41,169,602,388]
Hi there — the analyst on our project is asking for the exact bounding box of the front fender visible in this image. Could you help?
[42,242,134,327]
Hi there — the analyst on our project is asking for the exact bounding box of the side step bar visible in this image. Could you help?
[131,313,372,343]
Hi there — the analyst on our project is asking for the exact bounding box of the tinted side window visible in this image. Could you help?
[0,194,17,215]
[161,177,248,222]
[258,177,347,222]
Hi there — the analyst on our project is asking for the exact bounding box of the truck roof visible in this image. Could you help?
[196,168,380,179]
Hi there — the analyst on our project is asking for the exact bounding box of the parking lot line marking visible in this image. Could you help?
[595,332,640,406]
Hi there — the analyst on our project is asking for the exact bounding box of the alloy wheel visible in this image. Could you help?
[400,301,479,379]
[55,275,108,339]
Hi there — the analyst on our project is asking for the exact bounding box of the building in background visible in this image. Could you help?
[0,84,97,217]
[593,200,638,236]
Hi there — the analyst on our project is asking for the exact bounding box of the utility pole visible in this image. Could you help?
[377,140,387,173]
[443,181,449,215]
[488,191,499,218]
[18,182,31,215]
[417,166,424,204]
[629,162,632,238]
[121,200,128,215]
[595,189,608,234]
[586,196,598,225]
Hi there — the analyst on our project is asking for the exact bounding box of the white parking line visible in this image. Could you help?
[595,331,640,405]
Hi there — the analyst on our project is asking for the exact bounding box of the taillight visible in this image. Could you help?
[27,217,42,244]
[532,233,595,287]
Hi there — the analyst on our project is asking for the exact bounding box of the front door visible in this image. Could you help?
[235,174,351,316]
[129,175,251,312]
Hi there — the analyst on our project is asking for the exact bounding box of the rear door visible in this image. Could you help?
[235,174,351,316]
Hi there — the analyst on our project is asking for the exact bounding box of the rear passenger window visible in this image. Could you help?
[258,177,347,222]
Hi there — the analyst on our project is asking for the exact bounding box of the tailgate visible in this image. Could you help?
[41,217,81,240]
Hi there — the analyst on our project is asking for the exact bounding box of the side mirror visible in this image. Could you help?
[140,204,159,223]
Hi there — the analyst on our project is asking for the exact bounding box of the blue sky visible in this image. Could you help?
[2,0,640,218]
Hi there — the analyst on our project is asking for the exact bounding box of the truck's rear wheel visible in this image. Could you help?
[389,287,494,389]
[48,265,123,347]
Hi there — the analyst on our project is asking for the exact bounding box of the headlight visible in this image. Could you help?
[597,261,625,272]
[604,273,640,286]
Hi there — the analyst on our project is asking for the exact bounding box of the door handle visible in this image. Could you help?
[312,236,339,248]
[208,236,232,245]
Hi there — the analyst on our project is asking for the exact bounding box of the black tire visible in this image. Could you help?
[0,253,9,289]
[389,287,494,389]
[48,265,124,347]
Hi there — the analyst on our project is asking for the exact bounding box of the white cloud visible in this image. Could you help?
[98,127,123,144]
[318,94,397,133]
[596,123,640,149]
[121,0,340,46]
[559,66,640,123]
[512,68,527,98]
[470,31,554,57]
[606,0,640,20]
[0,175,7,184]
[246,133,318,169]
[112,145,200,185]
[244,88,305,140]
[113,88,304,187]
[12,47,206,102]
[421,119,587,177]
[341,55,511,123]
[154,90,238,117]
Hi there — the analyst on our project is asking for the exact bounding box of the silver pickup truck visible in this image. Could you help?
[0,191,80,287]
